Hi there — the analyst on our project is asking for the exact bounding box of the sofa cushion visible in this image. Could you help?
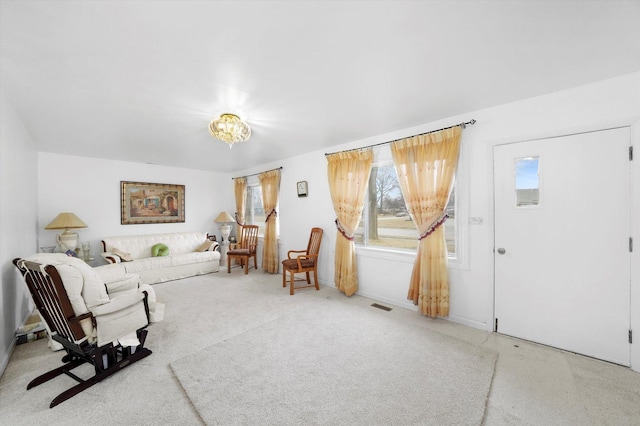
[103,232,211,259]
[122,256,174,274]
[171,251,218,267]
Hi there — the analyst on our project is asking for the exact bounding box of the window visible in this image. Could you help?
[515,156,540,207]
[244,183,265,235]
[355,163,457,257]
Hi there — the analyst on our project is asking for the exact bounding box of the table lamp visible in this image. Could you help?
[214,211,235,242]
[45,212,88,253]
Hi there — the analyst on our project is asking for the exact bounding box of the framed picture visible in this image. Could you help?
[121,181,185,224]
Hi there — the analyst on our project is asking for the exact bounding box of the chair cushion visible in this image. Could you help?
[228,248,250,255]
[282,258,315,269]
[26,253,111,341]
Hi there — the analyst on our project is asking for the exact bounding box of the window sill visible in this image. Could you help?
[355,245,463,269]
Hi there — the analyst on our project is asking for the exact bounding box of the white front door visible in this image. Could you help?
[494,127,631,365]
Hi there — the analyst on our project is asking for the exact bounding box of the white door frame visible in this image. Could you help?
[487,119,639,371]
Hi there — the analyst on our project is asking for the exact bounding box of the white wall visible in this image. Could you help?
[0,92,39,373]
[3,72,638,374]
[236,71,640,371]
[37,153,234,264]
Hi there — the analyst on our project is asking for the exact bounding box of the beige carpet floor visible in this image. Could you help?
[0,270,495,425]
[170,296,497,425]
[3,270,640,425]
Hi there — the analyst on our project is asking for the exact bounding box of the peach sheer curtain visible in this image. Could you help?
[234,178,247,243]
[259,169,280,274]
[326,149,373,296]
[391,127,461,317]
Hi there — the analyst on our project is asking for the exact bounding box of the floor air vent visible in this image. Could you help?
[371,303,392,311]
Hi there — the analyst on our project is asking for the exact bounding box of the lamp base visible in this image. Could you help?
[57,230,78,253]
[220,223,231,241]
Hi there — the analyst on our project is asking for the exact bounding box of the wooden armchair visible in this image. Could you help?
[282,227,323,295]
[227,225,259,274]
[13,255,152,408]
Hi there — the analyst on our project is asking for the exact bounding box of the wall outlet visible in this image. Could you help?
[469,217,484,225]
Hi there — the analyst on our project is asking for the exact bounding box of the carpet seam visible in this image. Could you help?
[169,363,207,426]
[480,352,499,426]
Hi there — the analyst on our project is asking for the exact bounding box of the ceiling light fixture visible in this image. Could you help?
[208,113,251,148]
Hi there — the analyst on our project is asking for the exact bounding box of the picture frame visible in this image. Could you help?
[121,181,185,224]
[297,180,308,197]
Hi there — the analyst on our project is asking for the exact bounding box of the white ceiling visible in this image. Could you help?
[1,0,639,173]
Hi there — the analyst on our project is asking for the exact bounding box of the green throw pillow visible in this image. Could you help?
[151,243,170,257]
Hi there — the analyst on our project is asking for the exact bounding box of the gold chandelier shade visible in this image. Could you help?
[208,113,251,148]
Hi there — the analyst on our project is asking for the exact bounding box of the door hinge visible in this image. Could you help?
[495,318,499,332]
[629,329,633,344]
[630,237,634,253]
[630,146,634,161]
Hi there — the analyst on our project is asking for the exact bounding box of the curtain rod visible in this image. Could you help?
[232,166,283,180]
[324,119,476,156]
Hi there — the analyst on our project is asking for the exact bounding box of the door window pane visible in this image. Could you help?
[515,157,540,207]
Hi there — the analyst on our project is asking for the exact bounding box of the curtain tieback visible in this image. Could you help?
[418,213,448,241]
[265,209,277,222]
[236,218,245,226]
[335,218,354,241]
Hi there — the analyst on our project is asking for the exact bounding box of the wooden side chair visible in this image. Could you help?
[227,224,259,274]
[282,227,323,295]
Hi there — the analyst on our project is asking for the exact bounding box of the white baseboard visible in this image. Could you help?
[447,315,489,331]
[318,281,489,331]
[354,290,419,312]
[0,339,17,378]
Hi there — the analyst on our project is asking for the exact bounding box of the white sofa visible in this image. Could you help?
[97,231,220,285]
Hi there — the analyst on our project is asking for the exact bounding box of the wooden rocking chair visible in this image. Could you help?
[13,256,152,408]
[282,227,323,295]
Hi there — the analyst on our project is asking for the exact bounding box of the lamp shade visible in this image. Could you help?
[45,212,88,229]
[214,211,235,223]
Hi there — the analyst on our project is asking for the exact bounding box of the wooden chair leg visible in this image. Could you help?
[282,269,286,287]
[314,268,320,290]
[244,256,249,274]
[305,272,311,283]
[290,271,295,295]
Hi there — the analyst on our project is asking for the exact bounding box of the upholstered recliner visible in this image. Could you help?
[13,253,164,408]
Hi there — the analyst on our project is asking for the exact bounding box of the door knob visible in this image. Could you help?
[497,248,506,255]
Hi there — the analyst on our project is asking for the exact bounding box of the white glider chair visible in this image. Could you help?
[13,253,164,408]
